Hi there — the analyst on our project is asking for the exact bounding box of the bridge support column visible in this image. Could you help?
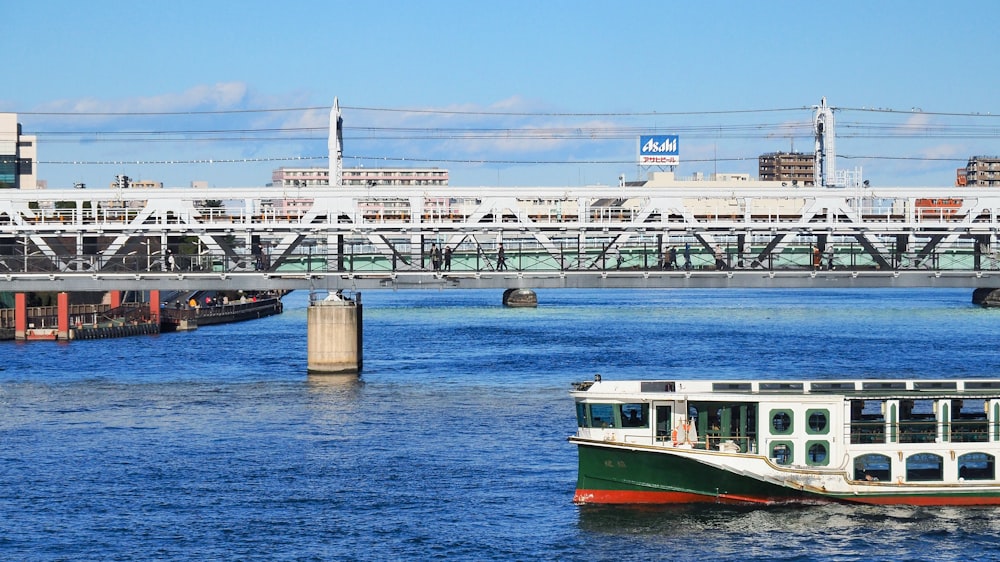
[973,288,1000,307]
[149,290,160,323]
[57,292,69,341]
[503,288,537,307]
[14,293,26,340]
[307,292,362,374]
[109,290,121,308]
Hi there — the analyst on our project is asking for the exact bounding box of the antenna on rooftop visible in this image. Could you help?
[329,97,343,187]
[814,97,836,187]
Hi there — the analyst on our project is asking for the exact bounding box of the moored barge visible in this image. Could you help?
[570,377,1000,505]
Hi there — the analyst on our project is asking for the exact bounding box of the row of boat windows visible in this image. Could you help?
[577,403,829,435]
[769,409,829,434]
[578,401,998,480]
[578,401,759,454]
[849,398,994,444]
[578,399,995,434]
[768,442,996,482]
[578,403,650,429]
[852,452,994,481]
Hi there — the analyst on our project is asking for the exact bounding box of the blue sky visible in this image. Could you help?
[5,0,1000,189]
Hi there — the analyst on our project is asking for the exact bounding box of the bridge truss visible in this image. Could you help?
[2,185,1000,292]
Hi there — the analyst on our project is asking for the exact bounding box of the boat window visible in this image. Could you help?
[803,441,827,466]
[899,400,937,444]
[689,401,757,453]
[713,382,751,392]
[958,453,995,481]
[770,441,793,465]
[966,381,1000,390]
[854,453,891,481]
[906,453,944,482]
[850,400,885,444]
[809,381,856,393]
[863,381,906,391]
[576,403,587,427]
[619,403,649,428]
[952,399,988,443]
[641,381,676,392]
[807,409,829,434]
[655,405,672,441]
[995,402,1000,442]
[758,382,804,392]
[589,403,615,428]
[770,410,793,435]
[913,381,957,391]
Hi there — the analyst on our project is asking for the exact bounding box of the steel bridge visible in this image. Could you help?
[2,185,1000,294]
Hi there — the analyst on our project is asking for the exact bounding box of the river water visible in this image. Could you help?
[3,288,1000,561]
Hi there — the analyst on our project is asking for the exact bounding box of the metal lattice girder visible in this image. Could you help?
[1,186,1000,278]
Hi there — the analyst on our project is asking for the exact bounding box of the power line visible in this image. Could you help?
[36,154,972,166]
[837,107,1000,118]
[18,105,810,117]
[341,106,810,117]
[16,103,1000,118]
[38,156,327,165]
[839,154,970,162]
[18,107,326,116]
[26,118,1000,142]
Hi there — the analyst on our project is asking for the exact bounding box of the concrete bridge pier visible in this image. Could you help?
[503,288,537,307]
[973,288,1000,307]
[307,291,363,374]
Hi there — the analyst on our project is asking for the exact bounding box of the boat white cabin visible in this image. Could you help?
[570,377,1000,505]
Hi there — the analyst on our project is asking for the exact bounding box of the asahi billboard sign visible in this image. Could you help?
[638,135,679,166]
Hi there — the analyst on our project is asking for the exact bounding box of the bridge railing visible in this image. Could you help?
[6,243,994,275]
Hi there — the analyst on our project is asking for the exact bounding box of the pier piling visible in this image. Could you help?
[307,291,363,374]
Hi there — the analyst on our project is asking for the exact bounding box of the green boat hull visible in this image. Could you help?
[574,440,1000,505]
[573,441,818,505]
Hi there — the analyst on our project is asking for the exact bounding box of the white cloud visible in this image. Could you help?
[37,82,251,114]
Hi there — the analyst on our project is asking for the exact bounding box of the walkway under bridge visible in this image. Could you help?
[2,185,1000,294]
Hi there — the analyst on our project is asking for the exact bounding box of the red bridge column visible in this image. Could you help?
[14,293,26,341]
[149,290,160,323]
[57,292,70,341]
[110,290,121,308]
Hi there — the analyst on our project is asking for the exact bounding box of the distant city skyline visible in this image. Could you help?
[5,0,1000,189]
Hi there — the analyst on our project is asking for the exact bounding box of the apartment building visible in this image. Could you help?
[758,152,815,186]
[964,156,1000,187]
[271,167,449,187]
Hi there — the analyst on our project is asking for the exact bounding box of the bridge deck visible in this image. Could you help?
[3,185,1000,292]
[2,269,997,292]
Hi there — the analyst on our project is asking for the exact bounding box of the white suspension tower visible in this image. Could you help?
[329,97,344,186]
[814,97,835,187]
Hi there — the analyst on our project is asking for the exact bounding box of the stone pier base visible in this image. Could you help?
[973,288,1000,307]
[307,292,363,374]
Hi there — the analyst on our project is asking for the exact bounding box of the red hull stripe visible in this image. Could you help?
[574,489,775,505]
[576,488,1000,506]
[839,495,1000,506]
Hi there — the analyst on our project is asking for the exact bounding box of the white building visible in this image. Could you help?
[270,166,448,188]
[0,113,38,189]
[266,166,451,217]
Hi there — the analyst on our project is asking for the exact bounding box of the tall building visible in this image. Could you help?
[758,152,815,186]
[0,113,37,189]
[963,156,1000,187]
[271,166,449,188]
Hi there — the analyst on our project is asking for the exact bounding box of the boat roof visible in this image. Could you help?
[571,378,1000,400]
